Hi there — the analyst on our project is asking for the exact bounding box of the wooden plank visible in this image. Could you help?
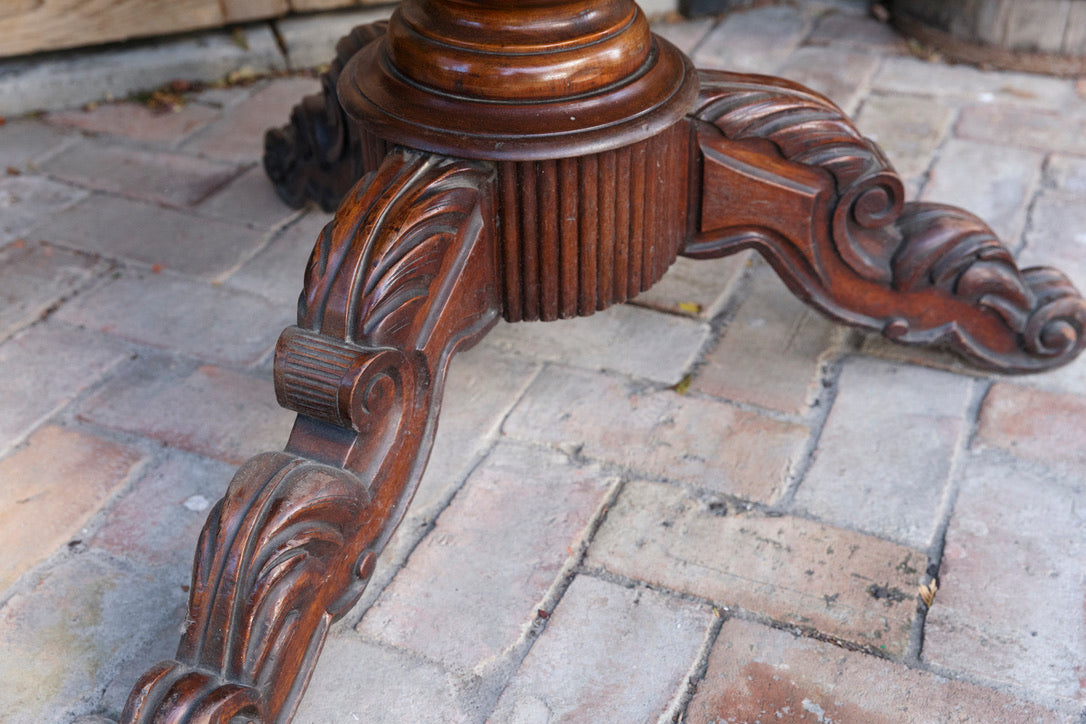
[1003,0,1072,53]
[0,0,288,58]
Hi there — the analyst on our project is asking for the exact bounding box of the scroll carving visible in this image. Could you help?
[122,148,500,723]
[263,22,391,211]
[687,70,1086,372]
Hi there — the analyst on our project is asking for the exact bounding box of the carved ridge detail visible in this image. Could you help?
[263,22,391,211]
[123,148,500,723]
[689,70,1086,372]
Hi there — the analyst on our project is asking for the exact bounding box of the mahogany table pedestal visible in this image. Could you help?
[121,1,1086,721]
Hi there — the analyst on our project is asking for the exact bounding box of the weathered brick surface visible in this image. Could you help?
[195,165,303,229]
[1019,192,1086,295]
[687,618,1069,724]
[0,240,105,342]
[351,345,540,616]
[872,56,1077,109]
[630,252,750,320]
[0,119,76,170]
[45,101,220,145]
[77,359,294,464]
[794,357,975,548]
[40,141,242,208]
[224,210,330,307]
[807,11,910,52]
[297,635,469,723]
[357,443,615,671]
[0,552,188,723]
[586,480,924,657]
[89,451,235,568]
[920,139,1042,243]
[974,383,1086,470]
[693,5,810,73]
[0,425,143,595]
[490,575,713,723]
[31,194,267,278]
[0,322,128,451]
[777,46,881,114]
[690,264,840,415]
[956,103,1086,155]
[503,365,809,503]
[184,78,322,162]
[482,304,709,386]
[56,272,285,365]
[923,452,1086,707]
[0,174,89,244]
[855,93,954,183]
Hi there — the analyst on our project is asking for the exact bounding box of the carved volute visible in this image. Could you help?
[339,0,699,159]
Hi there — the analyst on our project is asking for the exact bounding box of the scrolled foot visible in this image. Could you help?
[122,148,501,723]
[263,22,389,211]
[687,69,1086,373]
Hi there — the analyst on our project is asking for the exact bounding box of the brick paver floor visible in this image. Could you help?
[1,2,1084,722]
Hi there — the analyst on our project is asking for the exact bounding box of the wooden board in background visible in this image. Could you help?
[0,0,381,58]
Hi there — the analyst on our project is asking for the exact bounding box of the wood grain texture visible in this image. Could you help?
[0,0,381,57]
[687,70,1086,372]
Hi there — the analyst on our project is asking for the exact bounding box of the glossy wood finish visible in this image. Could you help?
[124,1,1086,721]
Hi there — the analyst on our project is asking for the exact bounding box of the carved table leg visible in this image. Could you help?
[122,147,500,722]
[686,71,1086,372]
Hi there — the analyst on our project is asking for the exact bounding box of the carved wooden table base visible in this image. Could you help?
[122,2,1086,721]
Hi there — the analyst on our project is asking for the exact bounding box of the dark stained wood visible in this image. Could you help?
[128,2,1086,721]
[122,147,501,722]
[687,70,1086,372]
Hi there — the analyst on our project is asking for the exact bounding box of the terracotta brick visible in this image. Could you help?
[0,174,89,244]
[0,426,143,595]
[0,553,187,723]
[777,46,881,114]
[976,382,1086,471]
[690,264,840,415]
[795,357,975,548]
[808,12,910,52]
[0,119,76,170]
[630,251,751,320]
[0,240,105,343]
[957,103,1086,155]
[31,194,267,279]
[357,442,615,671]
[491,575,713,723]
[194,165,303,229]
[45,101,220,145]
[89,451,235,568]
[0,322,128,451]
[686,618,1069,724]
[297,635,469,722]
[351,345,540,616]
[184,78,321,163]
[586,480,924,657]
[694,5,810,73]
[923,452,1086,706]
[855,93,955,183]
[502,366,809,503]
[225,210,330,307]
[873,56,1076,109]
[77,358,294,465]
[41,141,242,208]
[482,303,709,386]
[921,139,1042,244]
[56,272,286,365]
[1019,192,1086,298]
